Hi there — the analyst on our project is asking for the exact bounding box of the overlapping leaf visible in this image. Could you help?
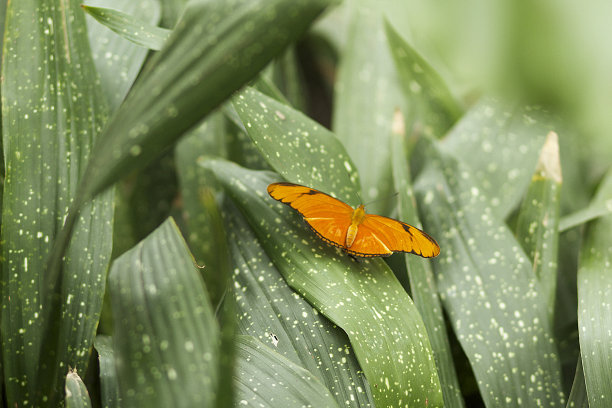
[414,141,565,407]
[64,371,92,408]
[1,1,114,405]
[108,218,219,407]
[209,160,443,407]
[224,201,373,407]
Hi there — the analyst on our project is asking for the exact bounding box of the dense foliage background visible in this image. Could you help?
[0,0,611,407]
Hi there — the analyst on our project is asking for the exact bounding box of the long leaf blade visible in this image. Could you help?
[108,218,219,407]
[79,0,337,204]
[577,169,612,408]
[1,1,113,405]
[414,142,565,407]
[209,160,443,407]
[235,336,340,408]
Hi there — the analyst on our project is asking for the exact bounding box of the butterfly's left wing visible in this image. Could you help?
[267,182,354,249]
[347,214,440,258]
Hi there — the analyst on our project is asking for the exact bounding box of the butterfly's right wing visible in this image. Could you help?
[267,182,353,248]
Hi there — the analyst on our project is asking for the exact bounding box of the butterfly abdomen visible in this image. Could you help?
[346,205,366,248]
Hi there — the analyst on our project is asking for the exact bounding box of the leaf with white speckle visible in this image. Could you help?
[414,141,565,407]
[390,120,464,408]
[385,20,462,139]
[83,4,170,51]
[94,336,121,408]
[439,98,555,219]
[1,1,114,405]
[208,159,443,408]
[109,218,219,407]
[235,336,340,408]
[225,202,373,407]
[232,86,361,205]
[85,0,162,111]
[577,168,612,408]
[65,370,92,408]
[333,6,404,215]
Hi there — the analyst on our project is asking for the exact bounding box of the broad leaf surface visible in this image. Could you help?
[414,142,565,407]
[235,336,339,408]
[224,201,373,407]
[209,160,443,407]
[108,218,218,407]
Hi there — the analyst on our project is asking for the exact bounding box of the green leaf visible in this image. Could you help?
[566,356,588,408]
[559,198,612,232]
[515,131,562,322]
[64,370,92,408]
[94,336,121,408]
[235,335,340,408]
[83,5,170,51]
[385,20,461,139]
[577,169,612,408]
[208,159,443,408]
[1,1,114,405]
[175,112,229,307]
[232,86,360,204]
[414,142,565,407]
[78,0,337,205]
[390,111,464,408]
[332,5,404,213]
[224,201,373,407]
[85,0,162,111]
[438,99,554,218]
[108,218,219,407]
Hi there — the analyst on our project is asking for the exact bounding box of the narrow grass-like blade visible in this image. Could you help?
[559,199,612,232]
[208,160,443,407]
[83,5,170,51]
[94,336,121,408]
[566,356,588,408]
[224,201,373,407]
[85,0,161,111]
[109,218,219,407]
[390,111,464,408]
[414,142,565,407]
[385,20,461,139]
[1,1,113,405]
[515,132,562,322]
[333,6,404,214]
[65,371,92,408]
[577,169,612,408]
[235,336,340,408]
[232,86,360,204]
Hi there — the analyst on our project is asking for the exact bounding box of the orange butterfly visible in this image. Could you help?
[267,182,440,258]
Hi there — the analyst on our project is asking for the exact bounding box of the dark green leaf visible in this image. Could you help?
[208,159,443,407]
[225,201,373,407]
[109,218,219,407]
[232,86,360,204]
[515,132,562,321]
[577,169,612,408]
[390,111,464,408]
[94,336,121,408]
[78,0,337,204]
[235,336,340,407]
[85,0,161,111]
[414,142,565,407]
[83,5,170,51]
[1,1,113,405]
[65,371,92,408]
